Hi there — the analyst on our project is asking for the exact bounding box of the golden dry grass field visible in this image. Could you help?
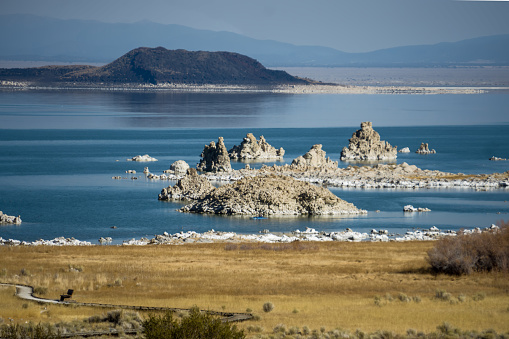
[1,241,508,336]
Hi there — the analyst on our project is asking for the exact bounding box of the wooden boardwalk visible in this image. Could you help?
[0,282,253,337]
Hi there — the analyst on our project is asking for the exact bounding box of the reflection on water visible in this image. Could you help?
[1,89,508,129]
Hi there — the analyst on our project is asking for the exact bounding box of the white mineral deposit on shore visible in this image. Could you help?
[0,80,487,95]
[2,225,502,246]
[140,160,509,190]
[0,236,91,246]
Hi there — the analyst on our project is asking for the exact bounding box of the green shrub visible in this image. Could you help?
[142,306,245,339]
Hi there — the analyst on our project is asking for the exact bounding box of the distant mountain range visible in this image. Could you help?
[1,14,508,67]
[0,47,308,85]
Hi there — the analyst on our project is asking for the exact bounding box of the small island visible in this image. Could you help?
[0,47,308,87]
[174,174,367,216]
[0,211,22,224]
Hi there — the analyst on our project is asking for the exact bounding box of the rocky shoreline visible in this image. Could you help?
[145,162,509,190]
[0,224,501,246]
[197,163,509,190]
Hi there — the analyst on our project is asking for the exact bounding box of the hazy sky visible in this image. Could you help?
[2,0,509,52]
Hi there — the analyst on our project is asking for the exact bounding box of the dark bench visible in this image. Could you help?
[60,289,74,301]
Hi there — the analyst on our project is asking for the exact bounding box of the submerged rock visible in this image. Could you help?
[127,154,158,162]
[403,205,431,212]
[159,168,214,201]
[489,156,507,161]
[180,174,367,215]
[228,133,284,160]
[416,143,436,154]
[340,122,397,161]
[291,144,338,168]
[197,137,232,172]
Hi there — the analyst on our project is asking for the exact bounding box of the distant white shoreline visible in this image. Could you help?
[0,81,489,95]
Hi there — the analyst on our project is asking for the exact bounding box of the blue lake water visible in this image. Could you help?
[0,89,508,244]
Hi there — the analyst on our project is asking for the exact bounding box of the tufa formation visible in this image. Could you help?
[197,137,232,173]
[340,122,397,161]
[228,133,285,160]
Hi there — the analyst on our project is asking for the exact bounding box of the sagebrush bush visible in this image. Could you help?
[142,306,245,339]
[85,309,142,330]
[105,310,122,324]
[398,293,411,303]
[263,302,274,313]
[33,286,48,296]
[427,222,509,275]
[473,292,486,301]
[435,289,452,302]
[0,322,61,339]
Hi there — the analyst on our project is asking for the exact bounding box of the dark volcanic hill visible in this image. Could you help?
[0,47,308,86]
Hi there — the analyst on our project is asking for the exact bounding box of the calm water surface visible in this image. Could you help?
[0,89,508,244]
